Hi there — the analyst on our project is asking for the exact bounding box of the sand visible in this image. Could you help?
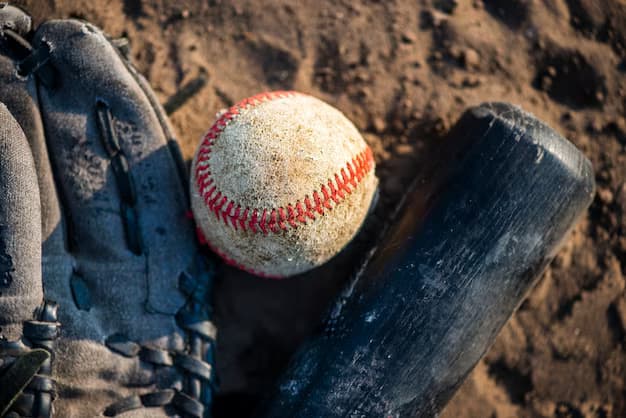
[13,0,626,417]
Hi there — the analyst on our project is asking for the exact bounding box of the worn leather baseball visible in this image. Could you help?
[190,91,378,278]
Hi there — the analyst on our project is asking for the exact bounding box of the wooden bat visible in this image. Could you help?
[256,102,596,417]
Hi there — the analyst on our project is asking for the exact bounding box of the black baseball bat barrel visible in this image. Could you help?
[257,103,595,417]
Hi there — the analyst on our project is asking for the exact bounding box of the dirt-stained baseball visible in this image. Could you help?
[190,91,378,278]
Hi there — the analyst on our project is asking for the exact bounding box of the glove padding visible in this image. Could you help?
[0,6,216,417]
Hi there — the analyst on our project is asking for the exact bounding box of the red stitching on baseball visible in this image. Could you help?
[194,90,375,236]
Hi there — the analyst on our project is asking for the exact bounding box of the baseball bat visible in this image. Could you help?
[256,102,595,417]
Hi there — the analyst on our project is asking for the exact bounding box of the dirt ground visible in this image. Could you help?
[13,0,626,417]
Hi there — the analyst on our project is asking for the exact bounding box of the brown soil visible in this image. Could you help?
[14,0,626,417]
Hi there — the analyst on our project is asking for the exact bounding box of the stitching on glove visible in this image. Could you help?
[193,90,376,235]
[0,30,58,88]
[95,100,143,256]
[102,268,216,418]
[103,390,176,416]
[175,265,217,413]
[1,301,60,417]
[104,389,209,417]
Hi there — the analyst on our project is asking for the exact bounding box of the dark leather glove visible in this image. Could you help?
[0,5,216,417]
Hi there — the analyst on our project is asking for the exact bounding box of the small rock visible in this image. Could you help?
[393,144,414,156]
[400,98,413,110]
[356,87,371,100]
[597,187,614,205]
[540,75,552,91]
[434,117,448,134]
[462,75,482,87]
[546,66,557,77]
[434,0,458,14]
[535,39,545,50]
[596,226,610,241]
[401,31,417,44]
[448,45,461,60]
[354,70,370,82]
[421,9,448,28]
[461,48,480,70]
[598,168,611,182]
[595,90,605,103]
[372,117,387,133]
[391,118,405,133]
[587,118,603,133]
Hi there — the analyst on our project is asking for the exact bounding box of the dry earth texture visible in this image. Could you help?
[12,0,626,417]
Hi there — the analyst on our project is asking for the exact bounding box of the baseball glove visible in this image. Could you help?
[0,4,217,417]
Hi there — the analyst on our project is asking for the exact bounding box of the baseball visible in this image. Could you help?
[190,91,378,278]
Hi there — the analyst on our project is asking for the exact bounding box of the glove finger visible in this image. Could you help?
[24,24,132,259]
[0,5,63,251]
[0,102,43,341]
[30,22,185,247]
[28,20,197,313]
[0,3,31,34]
